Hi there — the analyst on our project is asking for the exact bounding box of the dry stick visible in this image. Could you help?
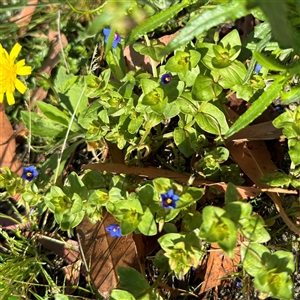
[76,233,102,299]
[82,163,297,197]
[268,192,300,235]
[57,9,70,74]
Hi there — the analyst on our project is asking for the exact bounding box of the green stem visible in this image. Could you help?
[138,126,151,147]
[53,82,87,184]
[144,34,158,78]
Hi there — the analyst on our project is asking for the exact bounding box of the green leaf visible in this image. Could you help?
[214,60,254,100]
[177,187,204,209]
[224,201,252,223]
[110,290,135,300]
[128,116,144,134]
[140,79,159,95]
[288,139,300,166]
[133,41,165,62]
[181,211,202,232]
[241,242,269,277]
[192,74,222,101]
[216,217,237,258]
[225,182,243,204]
[21,111,67,138]
[98,109,109,124]
[253,52,289,72]
[239,215,270,243]
[142,88,164,106]
[138,207,157,236]
[280,84,300,104]
[199,206,225,240]
[54,66,77,93]
[225,76,285,138]
[121,211,140,234]
[173,127,197,157]
[255,271,293,300]
[158,233,184,251]
[118,267,150,297]
[151,97,168,114]
[61,81,88,115]
[255,0,293,50]
[125,0,190,46]
[36,102,71,127]
[160,0,250,57]
[39,140,84,183]
[195,102,229,135]
[260,172,292,187]
[165,51,190,74]
[64,172,88,200]
[105,49,126,80]
[270,251,295,274]
[219,29,241,61]
[163,102,181,118]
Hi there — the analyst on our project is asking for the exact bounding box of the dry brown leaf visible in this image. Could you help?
[10,0,38,35]
[0,103,22,175]
[227,120,282,142]
[227,140,300,235]
[199,243,240,295]
[76,213,140,299]
[61,260,82,295]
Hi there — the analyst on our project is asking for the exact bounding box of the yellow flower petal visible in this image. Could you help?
[0,43,31,106]
[7,83,15,93]
[17,65,32,76]
[10,43,22,63]
[6,92,15,105]
[15,78,27,94]
[15,59,25,69]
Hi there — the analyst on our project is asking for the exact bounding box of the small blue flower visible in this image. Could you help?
[161,189,180,209]
[22,166,38,181]
[105,224,122,237]
[103,28,121,49]
[161,74,171,84]
[254,63,262,74]
[235,279,243,289]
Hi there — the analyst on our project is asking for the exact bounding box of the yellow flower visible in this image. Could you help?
[0,43,32,105]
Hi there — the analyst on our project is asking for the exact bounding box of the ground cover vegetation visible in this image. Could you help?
[0,0,300,299]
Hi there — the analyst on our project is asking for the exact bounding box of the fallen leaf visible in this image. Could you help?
[227,140,300,235]
[10,0,38,36]
[227,120,282,142]
[61,260,82,294]
[225,103,300,234]
[0,103,22,175]
[198,243,240,295]
[76,213,140,299]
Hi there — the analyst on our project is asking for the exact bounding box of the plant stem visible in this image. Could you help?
[144,34,158,78]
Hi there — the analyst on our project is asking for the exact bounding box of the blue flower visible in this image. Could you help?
[161,189,180,209]
[22,166,38,181]
[161,74,171,84]
[254,63,262,74]
[105,224,122,237]
[103,28,121,49]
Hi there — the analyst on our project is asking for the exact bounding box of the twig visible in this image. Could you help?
[57,9,70,74]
